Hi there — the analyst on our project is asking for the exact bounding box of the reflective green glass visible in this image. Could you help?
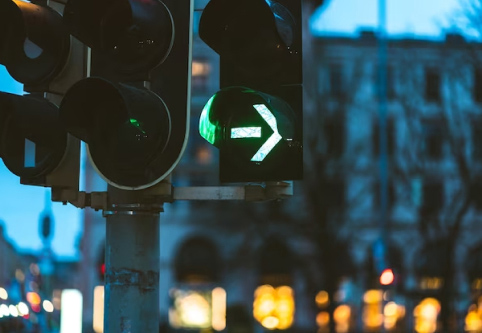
[199,95,217,145]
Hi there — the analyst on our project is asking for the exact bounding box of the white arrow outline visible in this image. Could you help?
[251,104,282,162]
[231,127,262,139]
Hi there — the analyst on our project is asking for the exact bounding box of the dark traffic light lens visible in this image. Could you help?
[199,0,297,80]
[64,0,174,76]
[0,93,67,180]
[101,0,174,73]
[0,0,70,85]
[60,77,171,189]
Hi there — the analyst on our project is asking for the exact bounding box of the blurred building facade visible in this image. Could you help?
[0,219,80,332]
[76,5,482,333]
[311,31,482,332]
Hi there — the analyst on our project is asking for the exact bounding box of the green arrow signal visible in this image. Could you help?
[231,127,261,139]
[251,104,282,162]
[230,104,282,162]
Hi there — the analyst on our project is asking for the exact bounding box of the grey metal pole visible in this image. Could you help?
[378,0,388,244]
[378,1,389,332]
[103,185,162,333]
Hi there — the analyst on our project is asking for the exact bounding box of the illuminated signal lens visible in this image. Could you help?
[380,268,394,286]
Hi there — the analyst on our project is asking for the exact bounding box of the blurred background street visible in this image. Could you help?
[3,0,482,332]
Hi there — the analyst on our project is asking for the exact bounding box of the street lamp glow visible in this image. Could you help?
[43,300,54,313]
[17,302,29,316]
[60,289,83,333]
[0,304,9,317]
[0,287,7,300]
[212,287,226,331]
[9,304,18,317]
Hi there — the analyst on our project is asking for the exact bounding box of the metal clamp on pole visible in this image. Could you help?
[103,203,164,217]
[172,181,293,202]
[51,188,108,211]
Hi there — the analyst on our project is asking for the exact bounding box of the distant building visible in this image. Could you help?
[311,30,482,332]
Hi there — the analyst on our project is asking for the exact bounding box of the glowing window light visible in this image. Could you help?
[60,289,83,333]
[414,298,440,333]
[420,277,443,290]
[316,311,329,328]
[9,304,18,317]
[192,61,211,76]
[169,289,212,329]
[180,293,210,327]
[17,302,29,316]
[383,301,405,330]
[93,286,104,333]
[43,300,54,313]
[363,290,383,330]
[253,285,295,330]
[315,291,329,308]
[0,287,8,300]
[211,287,226,331]
[465,304,482,332]
[334,305,351,333]
[262,316,279,330]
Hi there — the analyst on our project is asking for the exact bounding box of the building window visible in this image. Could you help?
[425,68,441,102]
[472,119,482,161]
[192,10,201,36]
[375,65,396,100]
[324,115,345,158]
[472,180,482,210]
[474,68,482,103]
[329,63,344,99]
[175,237,220,282]
[374,181,395,208]
[195,145,213,165]
[324,179,345,210]
[422,182,444,213]
[192,59,211,94]
[372,118,395,156]
[422,121,444,160]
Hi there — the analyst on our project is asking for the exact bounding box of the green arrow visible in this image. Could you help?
[231,127,262,139]
[251,104,282,162]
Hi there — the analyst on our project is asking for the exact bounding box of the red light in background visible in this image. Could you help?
[101,263,105,275]
[380,268,394,286]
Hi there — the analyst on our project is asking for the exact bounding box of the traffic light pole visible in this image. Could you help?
[58,179,292,332]
[103,186,163,333]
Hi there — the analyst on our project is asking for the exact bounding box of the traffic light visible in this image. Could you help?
[0,0,84,189]
[379,268,394,286]
[198,0,303,182]
[59,0,193,190]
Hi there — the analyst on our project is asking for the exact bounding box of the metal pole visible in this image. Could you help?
[378,1,388,332]
[103,185,162,333]
[378,0,388,244]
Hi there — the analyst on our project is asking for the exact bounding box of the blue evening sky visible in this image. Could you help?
[0,0,465,259]
[311,0,460,38]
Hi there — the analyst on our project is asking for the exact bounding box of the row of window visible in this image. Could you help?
[322,179,482,212]
[324,117,482,160]
[327,64,482,103]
